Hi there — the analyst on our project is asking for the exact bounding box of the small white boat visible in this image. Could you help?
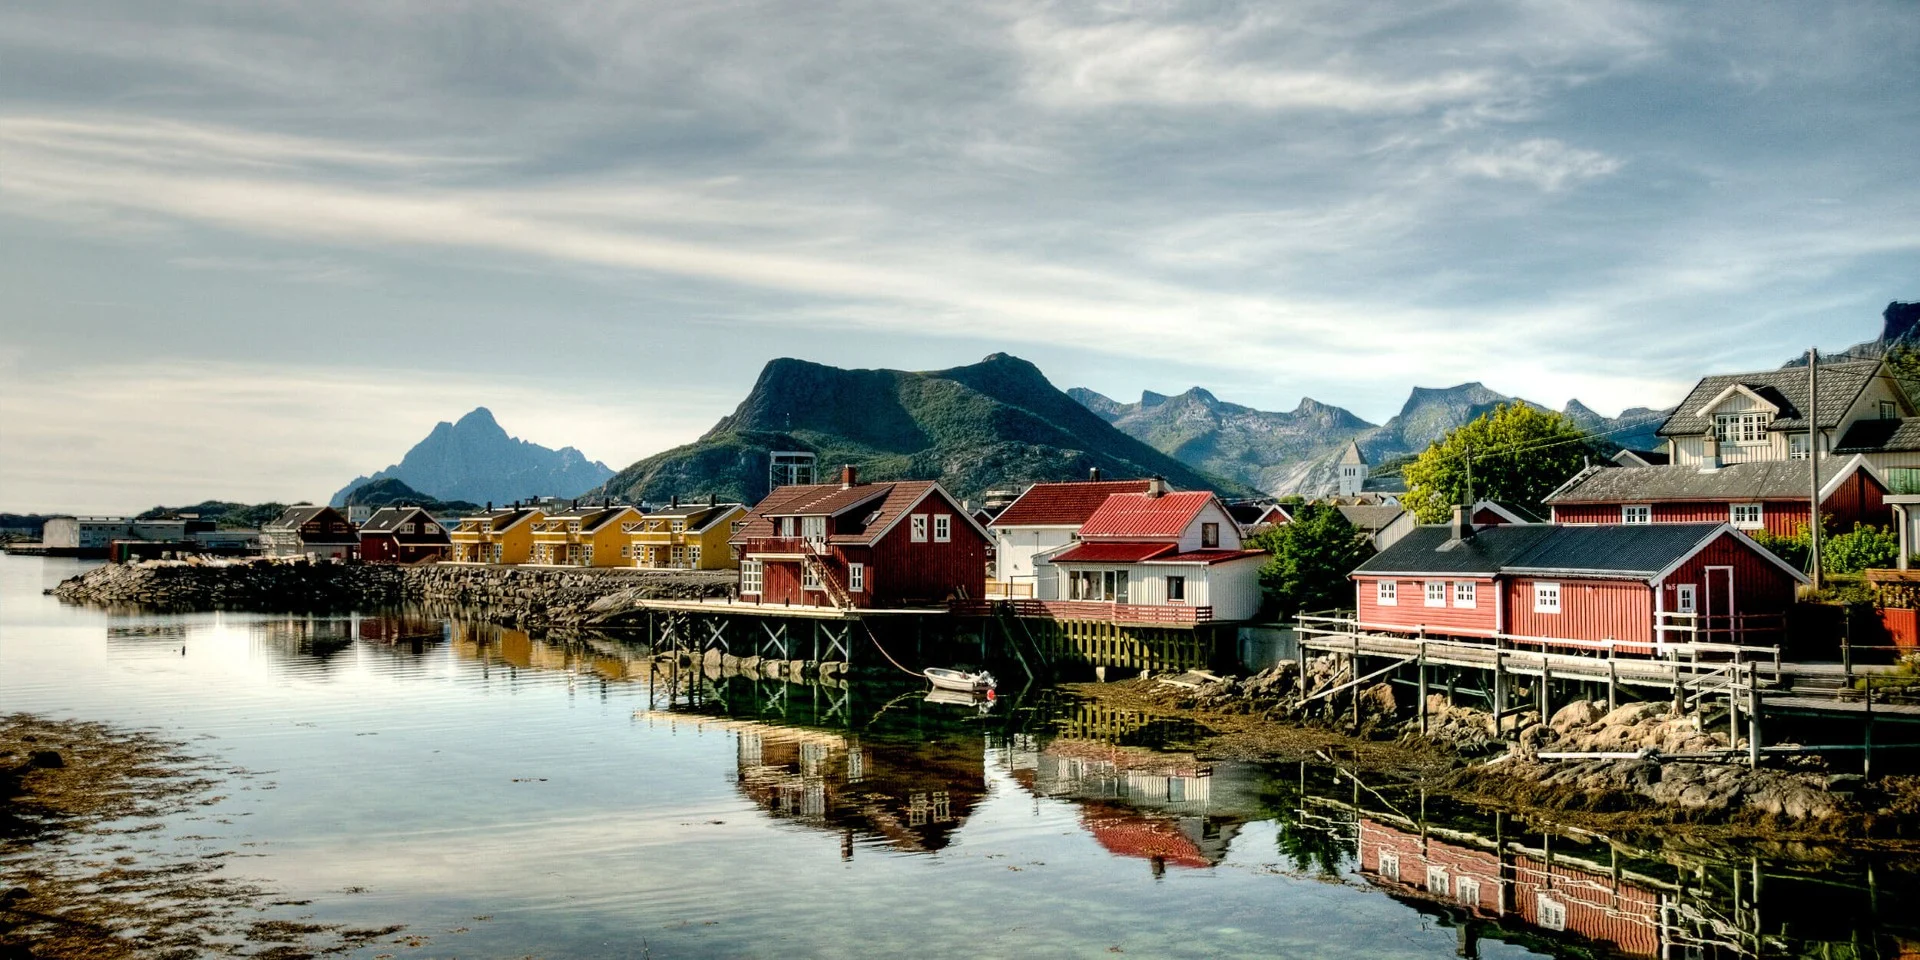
[924,667,996,693]
[923,687,996,711]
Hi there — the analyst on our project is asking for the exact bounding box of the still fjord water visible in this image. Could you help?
[2,555,1911,959]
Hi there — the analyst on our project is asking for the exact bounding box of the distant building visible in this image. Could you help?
[623,498,746,570]
[448,507,544,564]
[530,504,644,567]
[770,451,817,490]
[1047,480,1267,623]
[358,506,451,564]
[261,506,360,560]
[988,478,1156,599]
[1337,441,1368,497]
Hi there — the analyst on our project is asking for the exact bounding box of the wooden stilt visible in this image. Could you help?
[1417,641,1429,735]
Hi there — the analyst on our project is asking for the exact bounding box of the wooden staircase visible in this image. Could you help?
[803,554,856,611]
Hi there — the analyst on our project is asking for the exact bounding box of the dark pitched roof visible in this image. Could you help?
[1356,522,1780,579]
[1226,502,1288,526]
[1475,501,1545,524]
[753,483,893,519]
[1657,360,1879,437]
[734,482,986,547]
[264,505,339,531]
[1336,504,1406,533]
[992,480,1155,528]
[1612,448,1670,467]
[360,506,430,533]
[1545,460,1862,504]
[1835,416,1920,454]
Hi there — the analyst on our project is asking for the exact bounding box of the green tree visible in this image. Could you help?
[1822,523,1899,574]
[1247,504,1375,619]
[1400,403,1593,524]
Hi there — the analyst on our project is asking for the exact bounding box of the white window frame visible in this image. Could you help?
[670,544,685,567]
[933,514,951,543]
[689,545,701,567]
[424,523,439,534]
[1378,852,1400,882]
[1621,504,1651,524]
[1730,503,1763,530]
[801,563,822,591]
[1789,434,1810,460]
[1456,876,1481,907]
[1537,895,1567,931]
[740,560,762,594]
[671,519,686,533]
[1675,583,1696,614]
[1453,581,1476,609]
[1882,400,1899,420]
[1425,581,1447,607]
[1534,582,1561,614]
[1166,575,1185,603]
[1426,866,1449,896]
[910,515,928,543]
[1377,580,1397,606]
[801,515,826,542]
[1201,522,1220,548]
[1713,411,1769,445]
[848,562,865,593]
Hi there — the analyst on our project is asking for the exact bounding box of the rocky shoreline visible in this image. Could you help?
[1072,657,1920,838]
[50,558,735,629]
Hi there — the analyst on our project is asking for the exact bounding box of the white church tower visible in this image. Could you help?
[1337,440,1368,497]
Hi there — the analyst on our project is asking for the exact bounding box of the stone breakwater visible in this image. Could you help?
[52,559,736,628]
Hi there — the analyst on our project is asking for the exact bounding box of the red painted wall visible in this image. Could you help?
[743,497,987,608]
[1824,469,1891,531]
[1354,576,1498,637]
[1504,578,1654,649]
[1551,501,1811,537]
[1656,532,1799,645]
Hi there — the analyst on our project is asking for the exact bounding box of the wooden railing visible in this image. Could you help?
[952,598,1213,624]
[742,537,821,555]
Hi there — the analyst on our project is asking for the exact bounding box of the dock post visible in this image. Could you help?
[1351,633,1362,729]
[1417,641,1428,735]
[1538,661,1551,726]
[1607,657,1617,713]
[1864,679,1876,780]
[1670,649,1683,716]
[1747,663,1760,769]
[1493,652,1507,738]
[1297,632,1308,694]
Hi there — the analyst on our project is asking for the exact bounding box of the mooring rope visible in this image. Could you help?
[859,620,926,680]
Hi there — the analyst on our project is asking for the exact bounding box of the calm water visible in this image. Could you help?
[2,554,1912,959]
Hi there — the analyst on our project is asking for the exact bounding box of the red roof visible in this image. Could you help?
[1051,542,1175,564]
[1080,804,1214,869]
[992,480,1155,528]
[732,480,985,548]
[1154,549,1268,565]
[1077,491,1214,539]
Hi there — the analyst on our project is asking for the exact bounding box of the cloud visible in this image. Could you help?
[1451,138,1623,191]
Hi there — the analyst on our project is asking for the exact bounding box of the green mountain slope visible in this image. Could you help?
[596,354,1253,505]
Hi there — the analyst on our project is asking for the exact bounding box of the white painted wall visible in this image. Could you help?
[1052,556,1265,621]
[993,525,1077,599]
[1173,500,1245,552]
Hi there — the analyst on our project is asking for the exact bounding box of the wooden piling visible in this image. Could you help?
[1417,641,1428,735]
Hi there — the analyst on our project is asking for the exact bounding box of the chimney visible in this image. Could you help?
[1146,476,1167,498]
[486,501,493,511]
[670,494,679,508]
[707,493,717,507]
[1700,431,1721,472]
[1450,504,1474,543]
[841,464,858,489]
[1089,466,1102,482]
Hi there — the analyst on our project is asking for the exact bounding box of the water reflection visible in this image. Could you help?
[45,585,1920,959]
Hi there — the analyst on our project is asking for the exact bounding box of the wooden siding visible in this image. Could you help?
[867,503,988,607]
[1353,576,1499,637]
[1054,558,1266,622]
[1824,467,1891,530]
[1504,578,1653,646]
[1659,531,1800,625]
[1552,500,1811,538]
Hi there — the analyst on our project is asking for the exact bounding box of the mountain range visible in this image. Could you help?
[331,408,613,508]
[1072,382,1669,496]
[592,354,1251,505]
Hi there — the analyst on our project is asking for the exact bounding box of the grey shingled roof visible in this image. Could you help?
[1657,360,1878,437]
[1356,522,1735,579]
[1835,417,1920,454]
[360,506,429,533]
[1545,461,1820,504]
[264,505,333,531]
[1337,504,1405,532]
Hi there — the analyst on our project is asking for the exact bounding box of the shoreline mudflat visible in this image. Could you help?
[1065,673,1920,846]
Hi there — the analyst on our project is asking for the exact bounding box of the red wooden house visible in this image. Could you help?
[730,467,989,610]
[1545,454,1890,537]
[358,506,451,563]
[1350,513,1807,650]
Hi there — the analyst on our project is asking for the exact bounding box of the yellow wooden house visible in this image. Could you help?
[624,499,746,570]
[449,507,545,564]
[530,505,643,567]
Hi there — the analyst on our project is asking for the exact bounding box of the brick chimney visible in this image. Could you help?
[1146,475,1167,498]
[1450,504,1474,543]
[841,464,858,489]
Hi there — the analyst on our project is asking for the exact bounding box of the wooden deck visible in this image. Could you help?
[629,596,943,619]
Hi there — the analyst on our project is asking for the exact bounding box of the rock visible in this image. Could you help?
[1357,683,1396,720]
[27,750,63,769]
[1549,700,1603,733]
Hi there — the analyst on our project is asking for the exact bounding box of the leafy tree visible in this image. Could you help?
[1824,523,1900,574]
[1247,504,1375,619]
[1401,403,1593,524]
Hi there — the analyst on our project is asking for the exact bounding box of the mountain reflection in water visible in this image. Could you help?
[8,563,1918,960]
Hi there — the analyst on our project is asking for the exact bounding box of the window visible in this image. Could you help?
[778,517,796,537]
[1621,504,1651,524]
[740,560,762,594]
[1426,867,1450,897]
[1070,570,1129,602]
[933,514,951,543]
[403,522,417,534]
[1713,412,1769,444]
[1166,576,1185,602]
[1537,896,1567,931]
[1425,581,1447,607]
[670,544,685,567]
[848,562,865,592]
[802,563,822,590]
[1378,852,1400,882]
[424,523,439,534]
[1454,581,1476,608]
[910,515,928,542]
[1201,522,1220,548]
[1676,583,1696,614]
[671,519,686,533]
[1730,503,1763,529]
[1534,582,1561,613]
[689,545,702,567]
[1456,876,1481,907]
[801,516,826,542]
[620,545,631,558]
[1377,580,1397,606]
[1883,400,1899,420]
[581,545,593,566]
[1789,434,1810,460]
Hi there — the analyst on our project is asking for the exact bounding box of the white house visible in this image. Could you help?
[1046,483,1268,623]
[988,478,1155,598]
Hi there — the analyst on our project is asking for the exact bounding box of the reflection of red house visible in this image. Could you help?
[1080,802,1216,870]
[731,725,987,854]
[1358,820,1661,958]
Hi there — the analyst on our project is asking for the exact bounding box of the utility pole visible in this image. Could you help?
[1464,445,1474,509]
[1808,347,1823,590]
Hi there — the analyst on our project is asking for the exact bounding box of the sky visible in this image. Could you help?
[1,0,1916,513]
